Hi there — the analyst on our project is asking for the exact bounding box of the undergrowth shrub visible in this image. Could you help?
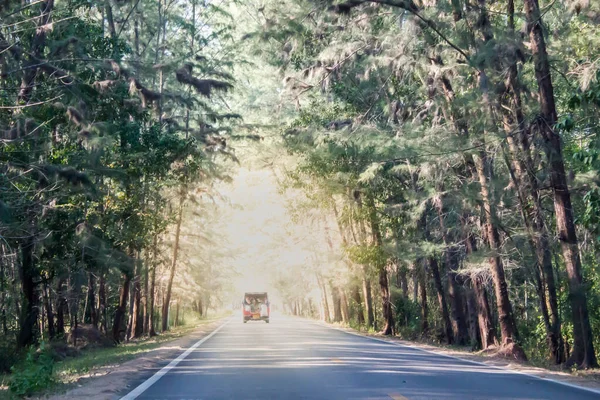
[9,342,55,397]
[0,337,20,374]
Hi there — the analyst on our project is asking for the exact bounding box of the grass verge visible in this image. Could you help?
[0,314,229,399]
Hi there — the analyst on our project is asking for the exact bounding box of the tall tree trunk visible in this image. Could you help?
[112,274,131,343]
[317,274,330,322]
[126,273,135,340]
[434,198,469,345]
[0,246,7,335]
[98,274,107,334]
[104,0,116,38]
[131,275,142,338]
[162,195,184,332]
[447,271,469,345]
[14,0,54,347]
[42,280,55,339]
[18,237,38,348]
[197,296,204,317]
[363,276,375,329]
[143,253,150,335]
[473,151,520,351]
[419,265,428,334]
[55,277,66,336]
[353,286,365,325]
[412,267,418,303]
[465,284,482,350]
[86,272,97,329]
[500,0,564,364]
[69,273,81,346]
[429,257,453,344]
[473,277,498,349]
[340,289,350,324]
[18,0,53,103]
[331,283,343,322]
[523,0,596,369]
[366,193,394,335]
[378,266,394,335]
[398,267,409,298]
[149,234,158,336]
[503,142,562,362]
[131,254,143,338]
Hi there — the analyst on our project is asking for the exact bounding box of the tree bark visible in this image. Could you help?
[42,280,55,339]
[340,289,350,323]
[363,276,375,329]
[352,285,365,325]
[419,264,428,334]
[149,234,158,336]
[131,253,143,338]
[434,198,469,345]
[412,267,419,303]
[131,274,142,338]
[143,252,150,335]
[112,274,131,343]
[366,193,394,335]
[317,274,330,322]
[523,0,596,369]
[55,277,67,336]
[398,267,409,298]
[162,195,184,332]
[465,284,482,350]
[473,151,520,349]
[17,237,38,348]
[86,272,97,329]
[126,273,135,340]
[18,0,54,103]
[104,0,117,39]
[331,283,343,322]
[473,277,498,349]
[0,246,7,335]
[429,257,453,344]
[499,0,564,364]
[98,274,107,334]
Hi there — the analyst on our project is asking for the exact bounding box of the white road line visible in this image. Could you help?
[120,319,231,400]
[316,321,600,396]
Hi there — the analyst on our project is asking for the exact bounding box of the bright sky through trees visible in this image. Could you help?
[216,167,328,306]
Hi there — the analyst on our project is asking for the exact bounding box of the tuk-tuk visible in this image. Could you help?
[242,292,270,323]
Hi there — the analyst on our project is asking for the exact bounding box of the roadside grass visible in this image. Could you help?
[55,314,228,384]
[0,313,230,399]
[318,316,600,382]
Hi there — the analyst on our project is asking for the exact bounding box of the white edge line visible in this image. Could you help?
[119,318,231,400]
[316,321,600,396]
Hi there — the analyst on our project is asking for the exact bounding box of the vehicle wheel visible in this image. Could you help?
[265,319,269,323]
[243,320,247,323]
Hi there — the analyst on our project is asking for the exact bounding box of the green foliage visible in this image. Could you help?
[346,244,387,268]
[0,0,239,375]
[0,338,19,374]
[391,288,421,339]
[9,343,54,397]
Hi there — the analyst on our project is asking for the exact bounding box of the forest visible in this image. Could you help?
[1,0,600,396]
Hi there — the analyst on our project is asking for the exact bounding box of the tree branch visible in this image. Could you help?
[330,0,471,63]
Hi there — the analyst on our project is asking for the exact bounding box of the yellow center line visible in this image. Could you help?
[388,394,409,400]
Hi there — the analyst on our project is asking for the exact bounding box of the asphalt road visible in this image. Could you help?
[123,314,599,400]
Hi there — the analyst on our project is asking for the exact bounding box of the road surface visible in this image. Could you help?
[122,315,599,399]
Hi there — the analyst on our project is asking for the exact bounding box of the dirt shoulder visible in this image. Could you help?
[40,317,228,400]
[322,321,600,393]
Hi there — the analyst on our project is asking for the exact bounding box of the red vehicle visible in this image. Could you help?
[242,292,270,323]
